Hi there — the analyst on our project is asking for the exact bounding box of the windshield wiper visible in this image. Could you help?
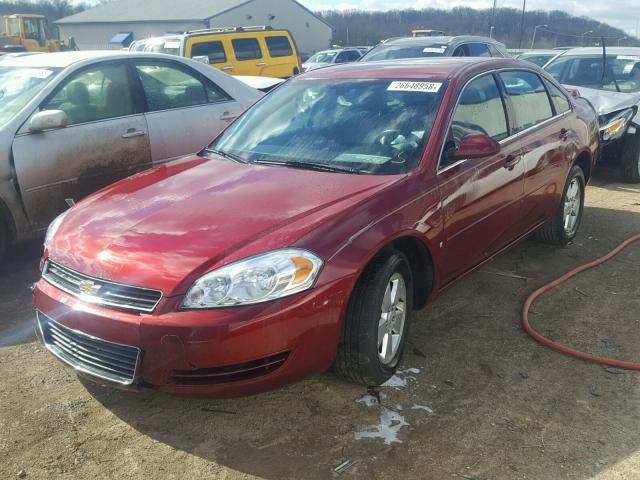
[252,158,363,174]
[202,148,246,163]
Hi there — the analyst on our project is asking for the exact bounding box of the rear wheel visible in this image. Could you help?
[621,132,640,183]
[535,165,585,245]
[0,218,7,263]
[334,250,413,386]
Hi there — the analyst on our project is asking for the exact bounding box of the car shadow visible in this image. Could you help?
[82,203,640,480]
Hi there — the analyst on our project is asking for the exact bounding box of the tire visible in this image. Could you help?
[535,165,585,245]
[334,250,414,386]
[621,132,640,184]
[0,218,7,263]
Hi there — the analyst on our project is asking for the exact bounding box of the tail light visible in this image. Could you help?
[565,88,581,98]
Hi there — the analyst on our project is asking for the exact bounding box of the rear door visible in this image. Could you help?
[438,73,525,284]
[498,70,570,228]
[262,33,299,77]
[230,36,265,76]
[133,59,243,162]
[12,61,151,229]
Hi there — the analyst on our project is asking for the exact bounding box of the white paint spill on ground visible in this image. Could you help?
[355,393,386,406]
[410,404,434,414]
[354,407,408,444]
[399,367,421,374]
[381,374,407,388]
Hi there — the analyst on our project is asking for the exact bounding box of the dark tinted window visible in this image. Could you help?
[335,50,361,63]
[545,80,571,113]
[232,38,262,60]
[466,43,491,57]
[545,55,640,93]
[191,41,226,63]
[265,36,293,57]
[442,74,508,167]
[500,71,553,133]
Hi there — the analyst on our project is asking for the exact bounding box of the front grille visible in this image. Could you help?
[42,261,162,313]
[171,352,289,385]
[37,311,140,385]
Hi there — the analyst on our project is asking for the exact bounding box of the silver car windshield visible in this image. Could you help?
[361,44,448,61]
[545,54,640,93]
[209,78,447,175]
[0,66,60,125]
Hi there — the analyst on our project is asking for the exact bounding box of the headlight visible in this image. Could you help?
[182,248,323,309]
[600,107,635,142]
[44,210,69,249]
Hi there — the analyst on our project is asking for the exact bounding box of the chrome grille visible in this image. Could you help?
[42,261,162,313]
[37,311,140,385]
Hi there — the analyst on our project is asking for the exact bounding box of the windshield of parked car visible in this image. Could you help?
[517,53,556,67]
[307,51,338,63]
[360,43,448,61]
[545,54,640,93]
[0,66,60,125]
[209,78,447,174]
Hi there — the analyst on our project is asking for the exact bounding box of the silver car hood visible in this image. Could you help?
[566,84,640,117]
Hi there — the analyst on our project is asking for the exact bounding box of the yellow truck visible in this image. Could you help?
[1,14,72,53]
[411,29,446,38]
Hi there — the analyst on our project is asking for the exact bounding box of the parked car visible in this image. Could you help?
[515,49,559,67]
[360,36,508,62]
[0,51,262,259]
[302,48,363,72]
[128,26,302,78]
[545,47,640,182]
[34,58,598,397]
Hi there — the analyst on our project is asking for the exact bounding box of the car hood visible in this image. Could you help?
[566,84,640,117]
[48,155,399,295]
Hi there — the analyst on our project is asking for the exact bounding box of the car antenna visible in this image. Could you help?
[601,36,621,92]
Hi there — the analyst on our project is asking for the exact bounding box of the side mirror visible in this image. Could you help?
[192,55,210,65]
[452,134,500,161]
[29,110,68,132]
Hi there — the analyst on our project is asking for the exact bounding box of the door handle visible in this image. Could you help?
[122,129,146,139]
[221,66,233,71]
[256,62,267,66]
[559,128,569,140]
[219,111,237,122]
[504,154,522,171]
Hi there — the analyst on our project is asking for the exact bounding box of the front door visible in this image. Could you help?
[12,61,151,229]
[437,73,525,284]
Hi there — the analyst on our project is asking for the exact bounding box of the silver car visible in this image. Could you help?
[545,47,640,182]
[0,51,262,259]
[302,48,363,72]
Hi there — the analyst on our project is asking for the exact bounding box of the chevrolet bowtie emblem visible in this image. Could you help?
[78,280,101,296]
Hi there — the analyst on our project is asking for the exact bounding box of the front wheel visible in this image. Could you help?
[622,132,640,183]
[535,165,585,245]
[334,250,413,386]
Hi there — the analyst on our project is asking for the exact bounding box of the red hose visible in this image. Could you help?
[522,233,640,370]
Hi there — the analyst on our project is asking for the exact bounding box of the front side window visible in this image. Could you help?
[500,71,553,133]
[42,63,134,125]
[0,66,60,125]
[135,63,231,111]
[232,38,262,60]
[466,43,491,57]
[545,54,640,93]
[336,50,362,63]
[191,41,226,63]
[441,74,508,168]
[210,78,448,175]
[265,36,293,57]
[488,44,505,58]
[545,80,571,114]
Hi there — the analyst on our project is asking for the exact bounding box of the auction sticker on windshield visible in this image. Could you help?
[423,47,446,53]
[387,81,442,93]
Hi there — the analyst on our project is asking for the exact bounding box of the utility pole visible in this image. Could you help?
[489,0,497,38]
[518,0,526,50]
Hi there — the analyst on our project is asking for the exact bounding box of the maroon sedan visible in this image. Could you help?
[34,58,598,397]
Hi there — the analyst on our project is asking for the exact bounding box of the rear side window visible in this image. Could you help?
[466,43,491,57]
[232,38,262,60]
[265,36,293,57]
[499,71,553,133]
[442,74,508,168]
[191,41,226,63]
[545,81,571,114]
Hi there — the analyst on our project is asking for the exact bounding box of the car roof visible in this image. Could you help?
[557,47,640,57]
[381,35,505,47]
[0,50,186,68]
[297,57,518,80]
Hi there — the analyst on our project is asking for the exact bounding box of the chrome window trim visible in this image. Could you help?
[436,67,572,174]
[42,260,163,313]
[36,310,142,386]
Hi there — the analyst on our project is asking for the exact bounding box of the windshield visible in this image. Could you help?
[209,78,447,175]
[307,51,337,63]
[361,44,448,62]
[0,66,59,125]
[518,53,555,67]
[545,54,640,93]
[130,38,181,56]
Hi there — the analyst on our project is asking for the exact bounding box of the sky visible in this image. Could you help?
[75,0,640,37]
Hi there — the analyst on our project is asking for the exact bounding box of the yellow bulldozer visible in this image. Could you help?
[0,14,76,53]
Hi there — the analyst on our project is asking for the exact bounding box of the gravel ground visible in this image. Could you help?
[0,168,638,480]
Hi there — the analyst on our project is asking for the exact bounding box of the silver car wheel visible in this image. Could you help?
[563,177,582,236]
[378,273,407,365]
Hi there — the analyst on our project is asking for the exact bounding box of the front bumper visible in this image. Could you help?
[33,275,351,397]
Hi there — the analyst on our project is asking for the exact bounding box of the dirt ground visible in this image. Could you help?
[0,168,638,480]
